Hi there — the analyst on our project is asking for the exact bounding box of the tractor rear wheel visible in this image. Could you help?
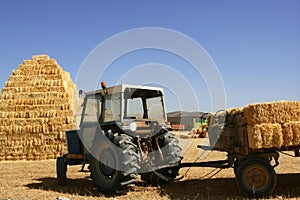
[89,131,139,194]
[236,159,277,197]
[56,156,67,186]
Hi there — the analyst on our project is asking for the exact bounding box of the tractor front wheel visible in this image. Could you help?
[89,132,139,194]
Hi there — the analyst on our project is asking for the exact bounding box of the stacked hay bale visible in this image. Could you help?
[0,55,77,160]
[208,101,300,149]
[244,101,300,149]
[196,124,208,138]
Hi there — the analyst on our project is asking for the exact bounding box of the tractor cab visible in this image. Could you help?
[81,82,168,137]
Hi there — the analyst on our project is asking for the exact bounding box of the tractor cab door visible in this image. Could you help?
[79,94,102,154]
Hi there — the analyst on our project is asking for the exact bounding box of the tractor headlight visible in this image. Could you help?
[122,121,137,132]
[129,122,137,132]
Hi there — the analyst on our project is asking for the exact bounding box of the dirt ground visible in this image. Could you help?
[0,138,299,200]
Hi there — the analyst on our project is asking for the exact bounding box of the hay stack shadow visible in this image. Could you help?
[25,177,98,197]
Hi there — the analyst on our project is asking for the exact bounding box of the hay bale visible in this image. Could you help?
[281,123,294,146]
[244,101,300,125]
[245,124,283,149]
[0,54,78,160]
[246,123,283,149]
[32,55,50,61]
[247,125,263,149]
[291,122,300,145]
[213,102,300,149]
[243,101,299,149]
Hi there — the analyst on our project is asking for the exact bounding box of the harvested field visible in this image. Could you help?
[0,138,299,200]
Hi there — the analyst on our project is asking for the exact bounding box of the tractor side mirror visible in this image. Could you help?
[79,90,85,98]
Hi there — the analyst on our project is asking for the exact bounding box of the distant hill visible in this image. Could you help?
[167,111,207,118]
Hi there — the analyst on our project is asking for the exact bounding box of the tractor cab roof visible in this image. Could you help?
[85,84,164,97]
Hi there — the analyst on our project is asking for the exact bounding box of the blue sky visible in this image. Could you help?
[0,1,299,112]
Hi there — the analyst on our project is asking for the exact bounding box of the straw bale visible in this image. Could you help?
[0,155,4,161]
[28,111,40,118]
[45,74,63,80]
[244,101,300,125]
[291,122,300,145]
[54,98,71,105]
[23,60,39,65]
[15,105,29,112]
[64,124,75,130]
[61,104,71,110]
[0,119,10,126]
[66,116,73,124]
[1,92,14,100]
[44,110,57,118]
[32,54,50,61]
[8,75,24,82]
[14,119,27,126]
[1,105,15,112]
[5,81,12,87]
[48,118,65,125]
[282,123,294,146]
[26,118,47,126]
[56,110,73,117]
[18,64,40,71]
[42,132,56,140]
[38,58,57,65]
[6,155,20,161]
[0,132,7,140]
[0,126,5,132]
[44,138,56,145]
[0,112,7,118]
[47,154,55,159]
[56,132,64,140]
[247,125,263,149]
[247,123,283,149]
[0,100,8,108]
[12,70,20,75]
[271,124,283,148]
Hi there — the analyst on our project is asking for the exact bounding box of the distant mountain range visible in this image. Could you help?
[167,111,208,118]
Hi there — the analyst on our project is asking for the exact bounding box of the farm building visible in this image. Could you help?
[167,111,206,131]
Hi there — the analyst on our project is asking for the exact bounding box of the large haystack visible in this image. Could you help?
[0,55,77,160]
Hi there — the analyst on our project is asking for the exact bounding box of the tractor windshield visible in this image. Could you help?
[123,88,166,124]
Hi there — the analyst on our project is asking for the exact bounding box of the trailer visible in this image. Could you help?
[180,111,300,197]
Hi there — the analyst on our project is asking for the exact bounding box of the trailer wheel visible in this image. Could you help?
[141,131,182,185]
[56,156,67,186]
[89,132,139,194]
[236,159,277,197]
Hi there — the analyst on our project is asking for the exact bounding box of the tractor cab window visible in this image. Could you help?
[123,88,166,123]
[146,96,165,122]
[125,97,143,119]
[83,96,102,123]
[103,94,121,122]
